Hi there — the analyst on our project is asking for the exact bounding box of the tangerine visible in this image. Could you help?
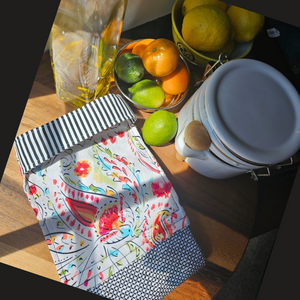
[157,60,189,95]
[161,93,174,107]
[142,38,180,77]
[132,38,155,57]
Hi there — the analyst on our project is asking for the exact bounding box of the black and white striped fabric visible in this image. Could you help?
[14,94,137,175]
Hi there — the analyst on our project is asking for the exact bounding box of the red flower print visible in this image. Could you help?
[33,208,38,217]
[132,193,138,203]
[151,181,172,198]
[171,212,178,223]
[134,181,139,192]
[98,205,121,235]
[109,135,116,144]
[29,184,37,195]
[121,158,128,165]
[99,272,104,281]
[18,164,23,177]
[74,160,92,178]
[117,131,125,138]
[164,182,172,193]
[101,138,107,145]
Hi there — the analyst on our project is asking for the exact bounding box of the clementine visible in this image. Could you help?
[132,38,155,58]
[157,60,189,95]
[142,38,180,77]
[161,93,174,107]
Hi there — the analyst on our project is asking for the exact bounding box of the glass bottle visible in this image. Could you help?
[49,0,127,108]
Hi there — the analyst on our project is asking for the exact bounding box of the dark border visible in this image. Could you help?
[1,0,299,299]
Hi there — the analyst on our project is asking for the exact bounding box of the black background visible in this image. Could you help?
[1,0,299,298]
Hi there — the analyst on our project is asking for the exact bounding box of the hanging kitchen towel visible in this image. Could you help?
[14,94,205,299]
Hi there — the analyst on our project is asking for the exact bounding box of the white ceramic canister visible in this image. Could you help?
[175,58,300,179]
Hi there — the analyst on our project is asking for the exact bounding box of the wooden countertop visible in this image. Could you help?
[0,38,260,299]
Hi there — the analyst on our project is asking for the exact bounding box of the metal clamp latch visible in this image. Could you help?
[249,157,294,180]
[275,157,293,169]
[194,53,230,88]
[249,167,271,181]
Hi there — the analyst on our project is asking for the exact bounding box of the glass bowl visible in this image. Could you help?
[112,39,191,113]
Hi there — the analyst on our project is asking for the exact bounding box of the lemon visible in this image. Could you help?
[114,53,145,83]
[182,5,232,52]
[227,6,265,43]
[128,79,165,108]
[142,110,178,146]
[182,0,219,16]
[215,1,227,11]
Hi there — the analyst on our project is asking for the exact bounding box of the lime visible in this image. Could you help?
[128,79,165,108]
[142,110,178,146]
[114,53,145,83]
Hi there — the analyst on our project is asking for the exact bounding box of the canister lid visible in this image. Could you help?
[204,58,300,165]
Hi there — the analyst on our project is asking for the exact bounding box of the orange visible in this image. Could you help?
[157,60,189,95]
[142,38,180,77]
[121,40,140,54]
[132,38,155,57]
[162,93,174,107]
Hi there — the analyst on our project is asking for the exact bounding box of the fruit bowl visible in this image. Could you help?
[172,0,253,67]
[112,39,191,113]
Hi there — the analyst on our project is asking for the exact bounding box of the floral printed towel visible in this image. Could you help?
[14,94,205,298]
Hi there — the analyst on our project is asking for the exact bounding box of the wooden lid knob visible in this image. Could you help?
[184,120,211,151]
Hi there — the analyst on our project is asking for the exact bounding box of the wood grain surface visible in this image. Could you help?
[0,38,259,299]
